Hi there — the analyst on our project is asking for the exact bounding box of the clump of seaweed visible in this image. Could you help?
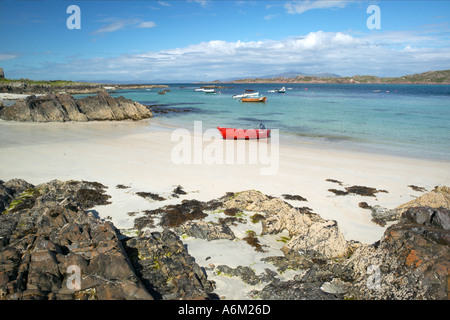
[328,185,388,197]
[250,213,265,224]
[243,231,267,253]
[282,194,308,201]
[136,191,166,201]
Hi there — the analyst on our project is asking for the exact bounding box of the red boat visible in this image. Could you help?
[217,127,271,140]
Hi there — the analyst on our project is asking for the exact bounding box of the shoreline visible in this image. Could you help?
[1,118,448,245]
[1,117,449,300]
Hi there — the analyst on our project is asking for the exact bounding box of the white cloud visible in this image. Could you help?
[0,53,19,61]
[92,19,156,34]
[137,21,157,29]
[264,13,280,20]
[188,0,209,8]
[15,30,450,80]
[158,1,172,7]
[285,0,353,14]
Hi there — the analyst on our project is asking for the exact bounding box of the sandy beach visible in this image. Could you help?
[1,118,448,241]
[1,118,448,299]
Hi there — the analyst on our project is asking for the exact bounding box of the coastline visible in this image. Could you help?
[1,118,448,244]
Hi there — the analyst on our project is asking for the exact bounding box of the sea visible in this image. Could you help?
[80,83,450,161]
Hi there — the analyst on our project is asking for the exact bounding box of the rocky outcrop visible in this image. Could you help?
[0,179,151,300]
[396,186,450,215]
[1,181,449,300]
[223,190,348,259]
[343,206,449,299]
[0,179,214,300]
[0,91,152,122]
[0,82,167,95]
[123,230,216,300]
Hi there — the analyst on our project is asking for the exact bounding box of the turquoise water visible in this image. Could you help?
[93,83,450,160]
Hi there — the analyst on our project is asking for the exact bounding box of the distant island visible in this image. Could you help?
[213,69,450,85]
[0,77,167,95]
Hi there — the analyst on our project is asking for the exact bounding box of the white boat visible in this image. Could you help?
[276,86,286,93]
[232,92,259,99]
[195,88,205,92]
[203,89,216,93]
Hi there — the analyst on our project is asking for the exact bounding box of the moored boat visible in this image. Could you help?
[241,96,267,103]
[217,126,271,139]
[232,92,259,98]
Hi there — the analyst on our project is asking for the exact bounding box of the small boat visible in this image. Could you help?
[203,89,216,94]
[158,90,166,94]
[241,96,267,103]
[276,86,286,93]
[217,126,271,140]
[232,92,259,98]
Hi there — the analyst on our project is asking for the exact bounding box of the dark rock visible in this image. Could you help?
[0,179,151,300]
[217,265,260,286]
[175,220,235,241]
[345,206,450,299]
[257,279,341,300]
[123,230,216,300]
[0,91,152,122]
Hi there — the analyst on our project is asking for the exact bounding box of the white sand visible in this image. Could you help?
[1,119,448,299]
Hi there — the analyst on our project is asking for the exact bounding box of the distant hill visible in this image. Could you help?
[226,70,450,84]
[256,71,341,79]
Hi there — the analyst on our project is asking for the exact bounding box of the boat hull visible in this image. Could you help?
[241,97,267,103]
[217,127,271,140]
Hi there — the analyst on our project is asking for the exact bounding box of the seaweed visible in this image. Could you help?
[282,194,308,201]
[136,192,166,201]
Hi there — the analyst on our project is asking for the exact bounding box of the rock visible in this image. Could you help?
[216,265,264,286]
[0,91,152,122]
[0,179,34,213]
[369,205,400,227]
[344,206,450,299]
[175,220,235,241]
[396,186,450,215]
[123,230,216,300]
[223,190,348,259]
[0,179,151,300]
[257,278,340,300]
[320,278,350,294]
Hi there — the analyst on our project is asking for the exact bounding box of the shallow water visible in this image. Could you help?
[78,83,450,160]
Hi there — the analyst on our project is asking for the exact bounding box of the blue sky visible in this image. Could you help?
[0,0,449,82]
